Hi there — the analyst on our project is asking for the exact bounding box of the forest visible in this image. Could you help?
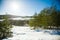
[29,6,60,29]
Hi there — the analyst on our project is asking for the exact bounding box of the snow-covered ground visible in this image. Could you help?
[3,25,60,40]
[10,18,31,20]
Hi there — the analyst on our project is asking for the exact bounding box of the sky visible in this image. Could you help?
[0,0,57,16]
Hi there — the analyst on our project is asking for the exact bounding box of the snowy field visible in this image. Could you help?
[3,25,60,40]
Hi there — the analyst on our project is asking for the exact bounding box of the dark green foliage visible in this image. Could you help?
[0,14,12,39]
[29,6,60,29]
[10,20,29,26]
[29,12,39,29]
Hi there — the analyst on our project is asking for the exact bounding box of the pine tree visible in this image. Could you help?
[0,13,12,39]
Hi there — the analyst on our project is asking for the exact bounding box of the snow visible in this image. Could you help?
[3,25,60,40]
[10,18,31,20]
[0,19,5,21]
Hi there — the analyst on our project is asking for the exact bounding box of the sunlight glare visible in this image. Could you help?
[10,2,19,11]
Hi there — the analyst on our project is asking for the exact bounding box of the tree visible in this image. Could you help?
[29,6,60,29]
[29,12,39,29]
[0,13,12,39]
[57,10,60,29]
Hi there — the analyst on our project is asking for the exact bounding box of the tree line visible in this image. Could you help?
[29,6,60,29]
[10,20,29,26]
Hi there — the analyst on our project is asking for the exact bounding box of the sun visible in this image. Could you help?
[9,2,19,11]
[8,1,23,16]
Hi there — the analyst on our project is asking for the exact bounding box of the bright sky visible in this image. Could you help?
[0,0,52,16]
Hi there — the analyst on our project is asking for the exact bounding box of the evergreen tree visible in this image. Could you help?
[29,12,38,29]
[29,6,60,29]
[0,13,12,39]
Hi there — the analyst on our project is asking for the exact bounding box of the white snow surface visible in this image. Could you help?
[3,25,60,40]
